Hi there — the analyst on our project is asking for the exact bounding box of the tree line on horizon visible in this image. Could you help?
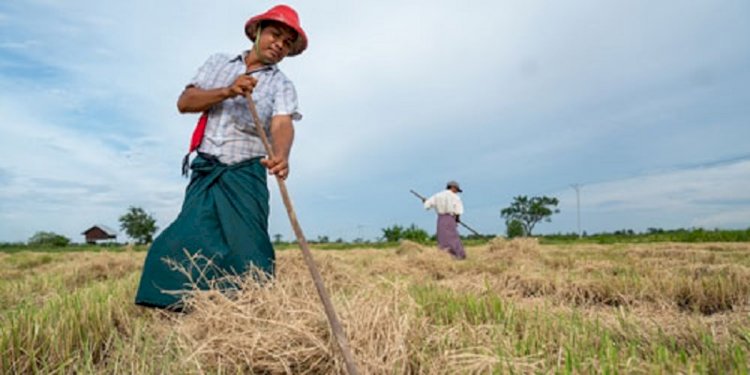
[5,197,750,248]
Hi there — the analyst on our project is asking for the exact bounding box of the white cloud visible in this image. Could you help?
[551,159,750,231]
[0,96,184,242]
[0,40,40,50]
[583,160,750,211]
[694,210,750,229]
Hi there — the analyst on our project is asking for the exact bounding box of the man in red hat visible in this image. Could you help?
[136,5,308,310]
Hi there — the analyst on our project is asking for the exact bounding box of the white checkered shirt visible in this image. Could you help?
[188,51,302,164]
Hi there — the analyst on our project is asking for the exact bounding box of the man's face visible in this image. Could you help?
[256,22,297,64]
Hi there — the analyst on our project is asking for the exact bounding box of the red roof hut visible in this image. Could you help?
[82,225,117,244]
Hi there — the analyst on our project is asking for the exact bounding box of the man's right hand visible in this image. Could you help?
[178,74,258,113]
[226,75,258,98]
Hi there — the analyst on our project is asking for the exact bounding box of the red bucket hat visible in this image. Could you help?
[245,5,308,56]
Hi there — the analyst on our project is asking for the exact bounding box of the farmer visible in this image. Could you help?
[135,4,308,310]
[422,181,467,259]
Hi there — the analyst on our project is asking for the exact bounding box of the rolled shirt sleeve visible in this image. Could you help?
[272,78,302,121]
[424,196,435,210]
[187,53,227,89]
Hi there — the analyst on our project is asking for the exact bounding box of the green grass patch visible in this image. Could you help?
[409,284,750,373]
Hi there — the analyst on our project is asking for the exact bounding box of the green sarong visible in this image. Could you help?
[135,154,274,310]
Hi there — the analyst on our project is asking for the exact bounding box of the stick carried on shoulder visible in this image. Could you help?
[410,189,481,236]
[245,92,360,375]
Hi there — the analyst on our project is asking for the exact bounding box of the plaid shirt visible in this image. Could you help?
[188,51,301,164]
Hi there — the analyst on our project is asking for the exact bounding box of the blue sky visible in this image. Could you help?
[1,0,749,243]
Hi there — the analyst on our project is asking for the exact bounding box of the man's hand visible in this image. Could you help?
[226,75,258,98]
[261,156,290,180]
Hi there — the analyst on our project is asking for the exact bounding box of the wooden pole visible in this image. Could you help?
[245,92,360,375]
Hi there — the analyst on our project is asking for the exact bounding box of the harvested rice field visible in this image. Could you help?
[2,239,750,373]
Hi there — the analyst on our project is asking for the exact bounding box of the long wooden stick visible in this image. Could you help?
[409,189,482,236]
[244,92,360,375]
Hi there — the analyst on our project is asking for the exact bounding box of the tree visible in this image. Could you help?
[119,206,158,244]
[506,219,525,238]
[273,233,283,244]
[402,224,429,243]
[28,231,70,247]
[381,224,429,243]
[500,195,560,236]
[381,224,404,242]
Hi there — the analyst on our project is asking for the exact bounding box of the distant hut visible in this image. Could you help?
[82,225,117,244]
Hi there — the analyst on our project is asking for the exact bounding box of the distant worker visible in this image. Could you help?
[422,181,466,260]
